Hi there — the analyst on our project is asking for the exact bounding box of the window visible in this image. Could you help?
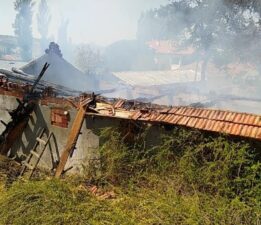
[51,108,69,128]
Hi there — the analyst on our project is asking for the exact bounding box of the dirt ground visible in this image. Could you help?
[0,155,21,188]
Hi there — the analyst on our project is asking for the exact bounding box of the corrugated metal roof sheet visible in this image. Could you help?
[112,70,200,87]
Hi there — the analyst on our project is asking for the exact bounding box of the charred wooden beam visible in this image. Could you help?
[0,64,49,156]
[0,120,7,127]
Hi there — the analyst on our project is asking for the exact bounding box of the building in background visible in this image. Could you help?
[147,40,196,70]
[0,35,41,60]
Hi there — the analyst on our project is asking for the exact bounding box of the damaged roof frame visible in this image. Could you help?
[1,73,261,142]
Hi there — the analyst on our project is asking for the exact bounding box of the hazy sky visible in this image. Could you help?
[0,0,168,46]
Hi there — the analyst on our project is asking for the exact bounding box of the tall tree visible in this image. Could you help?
[37,0,51,51]
[13,0,35,61]
[137,0,261,80]
[75,45,102,75]
[57,18,72,60]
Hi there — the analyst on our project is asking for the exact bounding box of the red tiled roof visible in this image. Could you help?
[113,99,125,109]
[96,99,261,141]
[1,55,17,61]
[1,79,261,141]
[127,106,261,140]
[147,40,195,55]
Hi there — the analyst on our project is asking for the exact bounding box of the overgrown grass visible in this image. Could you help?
[96,127,261,224]
[0,126,260,224]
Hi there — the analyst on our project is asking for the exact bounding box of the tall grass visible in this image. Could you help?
[95,126,261,223]
[0,126,260,225]
[98,127,260,200]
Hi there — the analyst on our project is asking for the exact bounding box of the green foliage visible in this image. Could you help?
[98,127,260,199]
[0,126,260,224]
[95,126,261,223]
[0,179,123,225]
[0,177,259,225]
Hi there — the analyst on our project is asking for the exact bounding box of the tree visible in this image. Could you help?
[37,0,51,51]
[13,0,35,61]
[75,45,103,75]
[57,18,73,60]
[191,1,260,79]
[104,40,155,71]
[137,0,261,80]
[224,0,261,15]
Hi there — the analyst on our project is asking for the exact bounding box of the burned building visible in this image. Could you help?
[0,41,260,179]
[0,61,261,178]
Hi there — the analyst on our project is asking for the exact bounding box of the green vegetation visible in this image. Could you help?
[0,126,260,225]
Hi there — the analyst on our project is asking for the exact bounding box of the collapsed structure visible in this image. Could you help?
[0,62,261,178]
[0,42,260,177]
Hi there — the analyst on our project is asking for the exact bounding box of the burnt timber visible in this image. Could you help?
[0,63,50,155]
[0,67,261,176]
[1,75,261,141]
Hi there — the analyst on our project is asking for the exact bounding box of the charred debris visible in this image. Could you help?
[0,63,164,178]
[0,62,261,179]
[0,63,50,155]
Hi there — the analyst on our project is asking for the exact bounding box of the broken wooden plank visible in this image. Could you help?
[55,103,90,178]
[0,120,28,155]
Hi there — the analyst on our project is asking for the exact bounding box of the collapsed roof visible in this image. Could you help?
[1,76,261,142]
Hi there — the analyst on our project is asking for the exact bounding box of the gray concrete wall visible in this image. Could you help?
[0,95,19,133]
[3,100,99,175]
[10,104,72,172]
[0,94,170,176]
